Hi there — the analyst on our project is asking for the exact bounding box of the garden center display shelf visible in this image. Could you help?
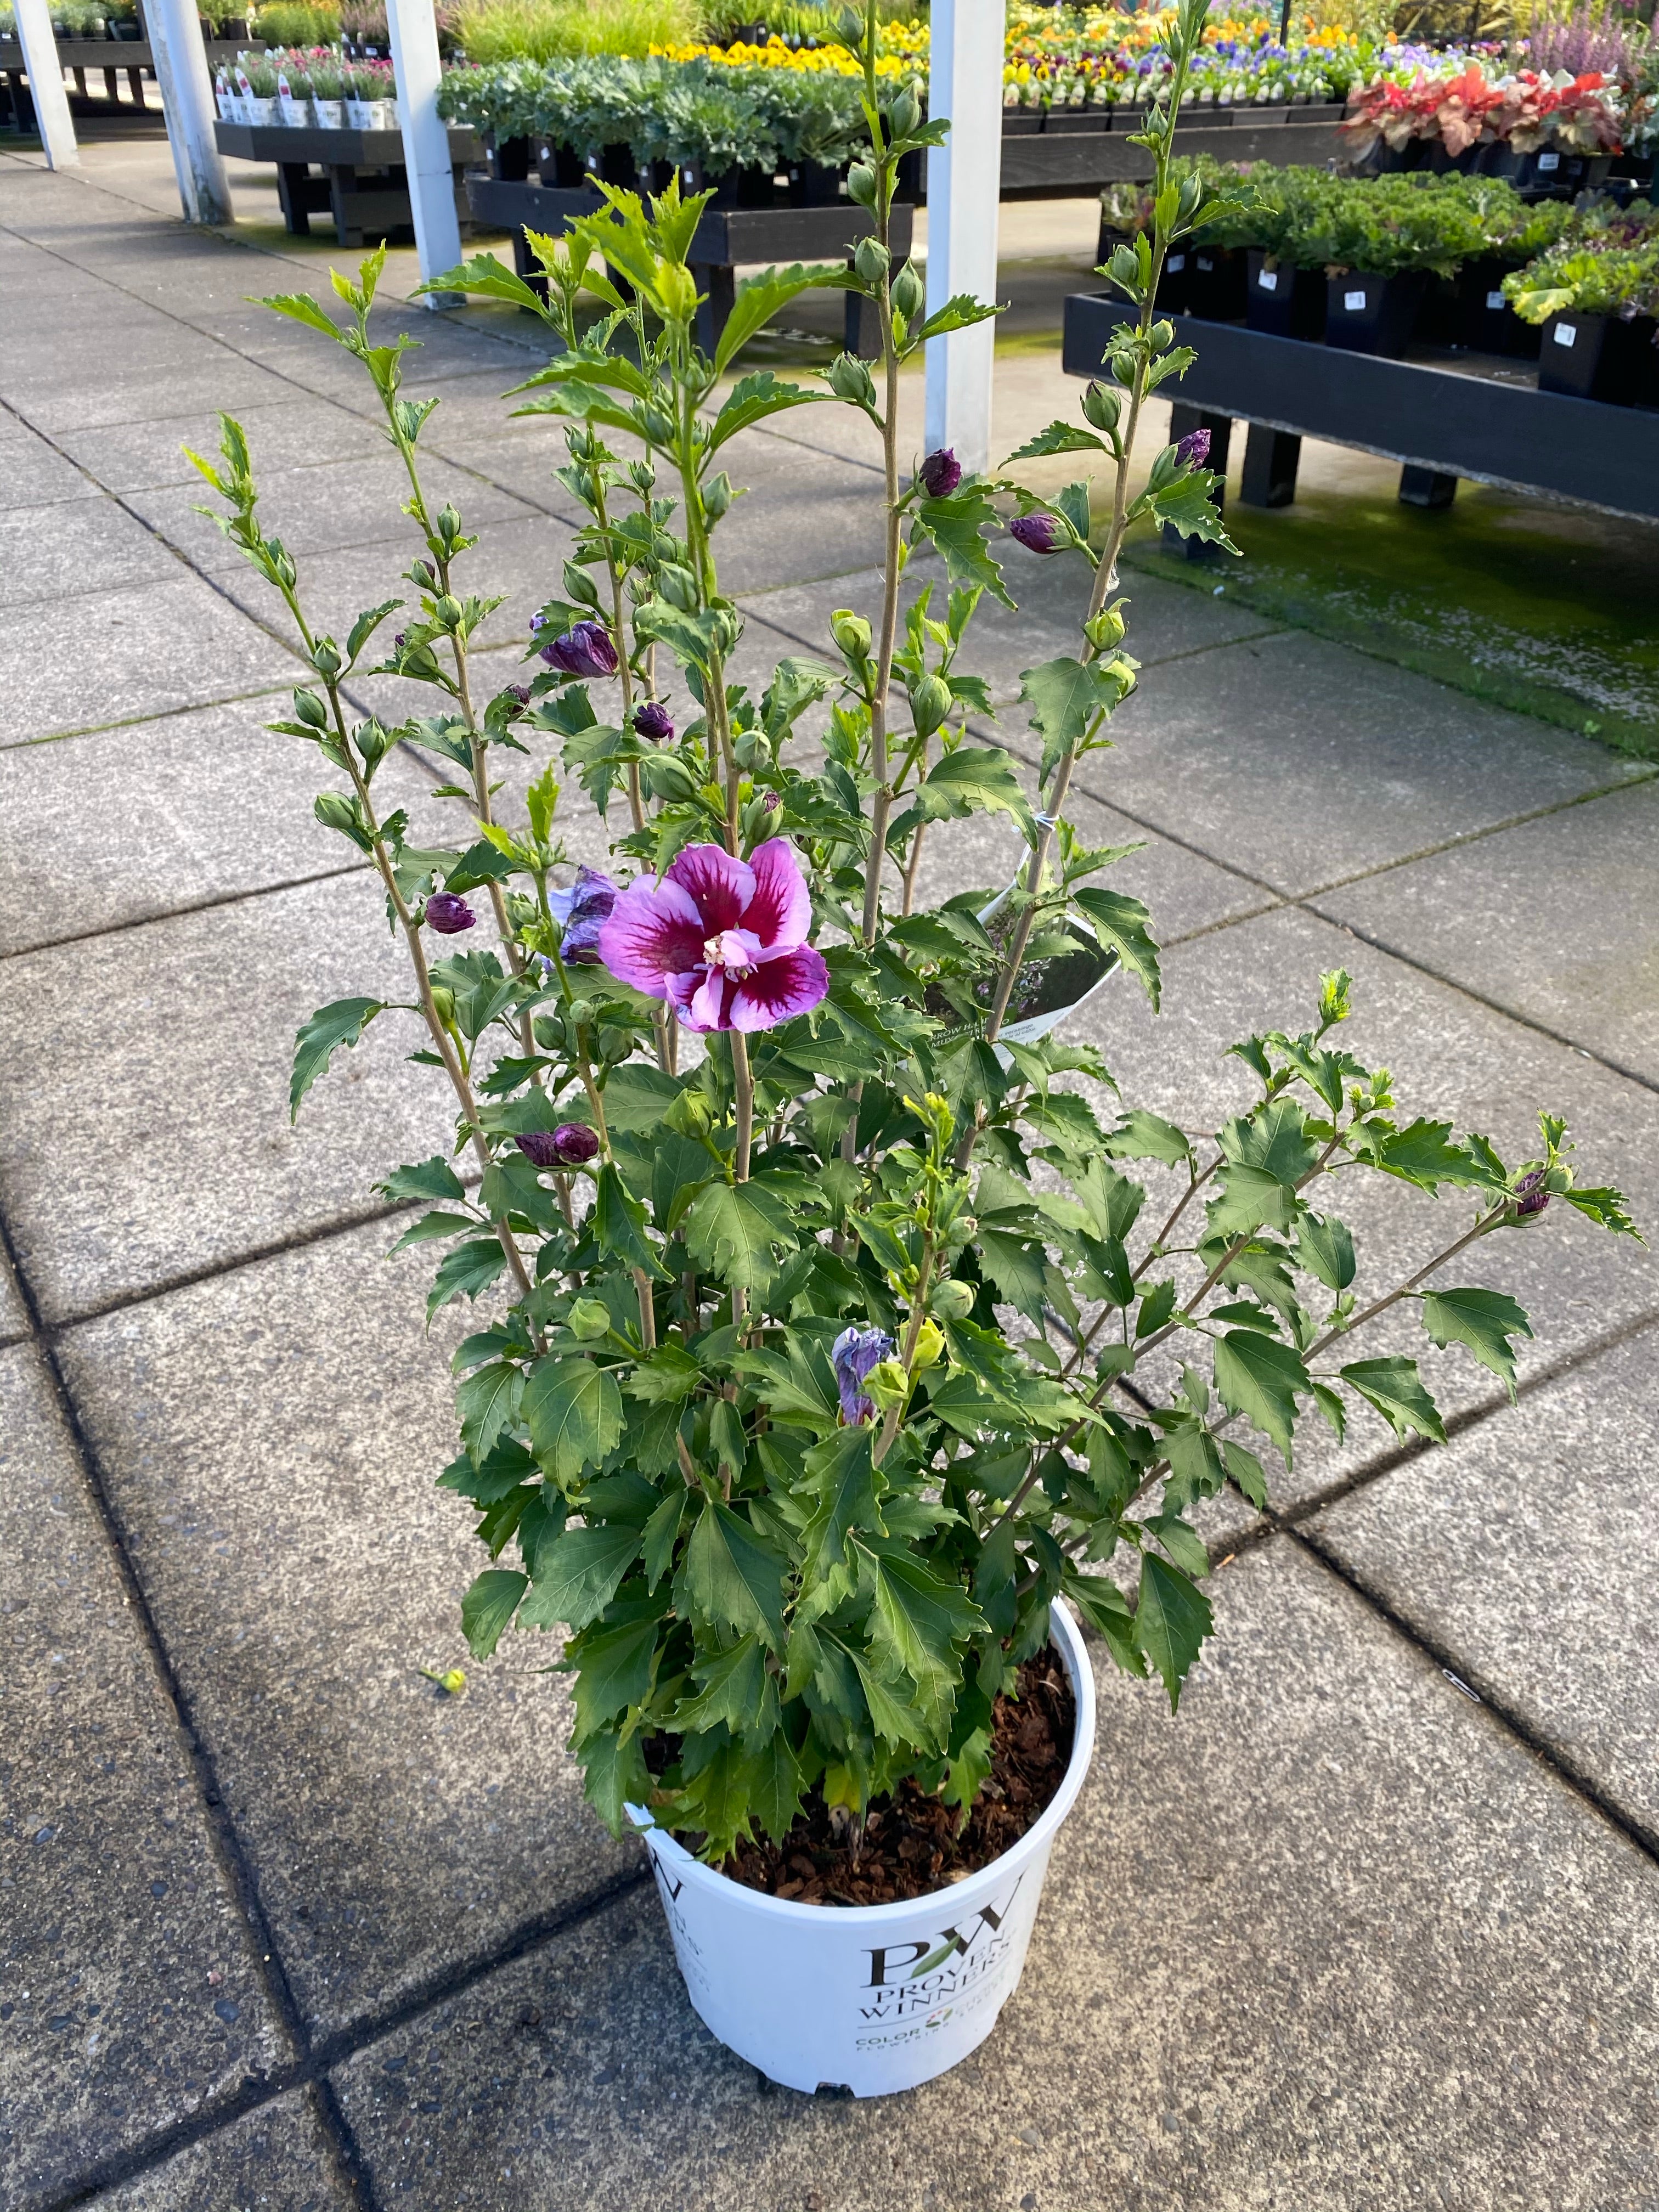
[1062,293,1659,524]
[998,107,1348,194]
[2,34,255,122]
[213,119,478,245]
[466,173,912,356]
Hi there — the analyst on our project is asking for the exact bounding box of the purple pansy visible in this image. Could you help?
[633,699,675,742]
[540,620,619,679]
[831,1325,895,1425]
[596,838,829,1035]
[919,447,962,498]
[1175,427,1211,468]
[425,891,476,934]
[548,866,618,964]
[1514,1167,1551,1216]
[1010,512,1064,554]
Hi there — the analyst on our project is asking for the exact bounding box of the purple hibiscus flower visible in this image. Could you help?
[633,699,674,742]
[596,838,829,1034]
[1514,1167,1551,1217]
[540,620,619,679]
[1010,512,1064,554]
[1175,426,1211,468]
[918,447,962,498]
[425,891,476,934]
[831,1325,895,1425]
[548,866,618,965]
[517,1125,599,1169]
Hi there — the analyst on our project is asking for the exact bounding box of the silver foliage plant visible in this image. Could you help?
[191,0,1636,1864]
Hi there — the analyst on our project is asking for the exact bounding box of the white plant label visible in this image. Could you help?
[1258,268,1278,291]
[1167,254,1186,272]
[1554,323,1577,347]
[1538,151,1560,170]
[1486,290,1505,310]
[1344,289,1366,311]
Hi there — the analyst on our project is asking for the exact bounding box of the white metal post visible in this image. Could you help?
[385,0,463,307]
[13,0,80,170]
[144,0,232,224]
[923,0,1006,473]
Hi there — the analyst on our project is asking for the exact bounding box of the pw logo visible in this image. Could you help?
[862,1874,1026,1989]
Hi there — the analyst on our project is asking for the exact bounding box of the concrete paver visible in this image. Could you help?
[55,1224,639,2044]
[332,1545,1659,2212]
[81,2090,353,2211]
[1,1346,293,2211]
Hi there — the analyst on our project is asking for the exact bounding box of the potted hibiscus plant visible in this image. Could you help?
[191,0,1635,2100]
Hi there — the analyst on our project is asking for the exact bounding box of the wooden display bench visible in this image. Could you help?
[213,119,478,246]
[465,174,912,355]
[1062,291,1659,529]
[1,35,255,125]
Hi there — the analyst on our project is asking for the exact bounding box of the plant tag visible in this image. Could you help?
[1257,267,1278,291]
[1167,253,1186,272]
[1344,289,1366,311]
[1554,321,1576,347]
[1486,290,1504,310]
[1197,255,1214,270]
[1538,150,1560,170]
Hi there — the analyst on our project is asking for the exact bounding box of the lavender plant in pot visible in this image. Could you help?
[191,0,1636,2101]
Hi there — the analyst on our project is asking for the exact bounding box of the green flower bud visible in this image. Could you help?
[1081,380,1122,436]
[428,984,456,1028]
[891,259,926,323]
[598,1025,633,1064]
[865,1357,910,1411]
[1083,605,1126,651]
[908,672,953,738]
[888,86,921,138]
[911,1319,946,1372]
[568,1296,612,1341]
[929,1278,975,1321]
[656,563,702,612]
[830,608,873,662]
[643,751,698,803]
[702,471,734,523]
[294,687,329,728]
[847,162,877,210]
[826,352,878,410]
[854,235,890,287]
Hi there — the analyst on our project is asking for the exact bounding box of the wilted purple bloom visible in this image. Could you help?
[634,699,675,743]
[1009,512,1064,554]
[1175,427,1211,468]
[919,447,962,498]
[507,683,531,706]
[540,620,619,679]
[831,1325,895,1425]
[1514,1167,1551,1217]
[548,866,618,964]
[425,891,476,934]
[597,838,828,1034]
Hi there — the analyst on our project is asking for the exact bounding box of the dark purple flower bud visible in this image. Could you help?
[761,790,780,812]
[529,612,548,633]
[1175,427,1211,468]
[831,1324,895,1426]
[918,447,962,498]
[540,620,619,680]
[507,684,531,706]
[393,631,407,649]
[633,699,675,743]
[548,866,618,964]
[1514,1167,1551,1216]
[515,1130,563,1168]
[1010,512,1065,555]
[425,891,476,934]
[516,1124,600,1169]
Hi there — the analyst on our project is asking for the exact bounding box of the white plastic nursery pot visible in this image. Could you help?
[628,1599,1097,2097]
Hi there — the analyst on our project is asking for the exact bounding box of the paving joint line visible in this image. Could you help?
[1285,1526,1659,1867]
[3,680,295,755]
[0,859,369,966]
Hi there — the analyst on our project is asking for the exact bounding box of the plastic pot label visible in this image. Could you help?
[1257,268,1278,291]
[1555,323,1576,347]
[1343,289,1366,311]
[1538,150,1560,170]
[1486,290,1505,310]
[630,1601,1097,2098]
[1166,253,1186,272]
[1197,255,1214,270]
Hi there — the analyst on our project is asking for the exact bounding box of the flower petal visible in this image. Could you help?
[596,876,704,997]
[667,844,755,936]
[741,837,811,952]
[730,944,830,1030]
[683,968,738,1032]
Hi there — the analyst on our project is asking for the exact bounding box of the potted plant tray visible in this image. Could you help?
[1245,249,1325,340]
[1538,310,1659,407]
[1325,269,1427,358]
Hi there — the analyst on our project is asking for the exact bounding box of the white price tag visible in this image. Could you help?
[1344,289,1366,311]
[1257,267,1278,291]
[1538,150,1560,170]
[1167,254,1186,272]
[1554,321,1577,347]
[1486,290,1505,310]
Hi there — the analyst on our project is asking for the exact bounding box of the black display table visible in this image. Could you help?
[213,119,478,246]
[999,107,1347,194]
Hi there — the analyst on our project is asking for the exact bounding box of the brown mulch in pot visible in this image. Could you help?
[717,1646,1076,1906]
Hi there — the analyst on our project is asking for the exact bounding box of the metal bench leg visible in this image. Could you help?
[1399,465,1457,510]
[1163,405,1233,559]
[1240,424,1301,508]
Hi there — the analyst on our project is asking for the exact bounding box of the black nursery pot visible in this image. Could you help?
[488,134,531,182]
[1186,244,1246,321]
[1538,310,1659,407]
[1325,269,1426,357]
[1245,250,1325,340]
[1156,244,1196,314]
[1457,257,1541,359]
[789,159,841,206]
[1002,109,1045,134]
[538,142,585,187]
